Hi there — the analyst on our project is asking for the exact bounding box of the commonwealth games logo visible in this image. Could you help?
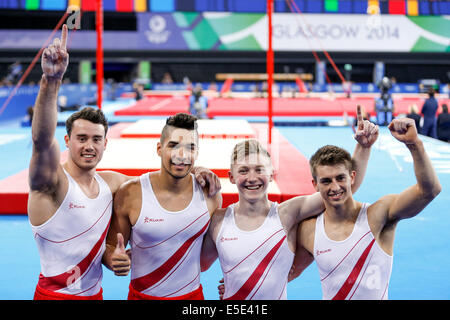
[145,15,171,44]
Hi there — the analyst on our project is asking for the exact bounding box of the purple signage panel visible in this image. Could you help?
[137,13,189,50]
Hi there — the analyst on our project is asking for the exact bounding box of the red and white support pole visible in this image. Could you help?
[96,0,103,109]
[267,0,274,145]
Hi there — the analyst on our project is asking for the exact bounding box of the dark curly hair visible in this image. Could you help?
[65,107,108,137]
[160,113,198,143]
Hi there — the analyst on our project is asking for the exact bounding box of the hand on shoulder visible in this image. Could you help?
[97,171,134,194]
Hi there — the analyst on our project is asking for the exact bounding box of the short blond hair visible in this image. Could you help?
[231,139,271,166]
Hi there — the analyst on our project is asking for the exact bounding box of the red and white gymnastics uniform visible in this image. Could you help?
[314,203,393,300]
[216,202,294,300]
[30,169,112,300]
[128,173,209,300]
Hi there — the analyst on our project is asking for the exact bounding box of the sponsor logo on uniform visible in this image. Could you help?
[69,202,85,209]
[144,217,164,223]
[316,248,332,256]
[220,236,238,242]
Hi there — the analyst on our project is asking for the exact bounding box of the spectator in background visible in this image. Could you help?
[375,77,394,126]
[161,72,173,84]
[134,83,144,101]
[260,81,268,98]
[189,83,208,119]
[6,61,22,83]
[407,104,421,134]
[58,95,80,112]
[208,81,218,93]
[437,104,450,142]
[421,88,438,138]
[183,76,192,91]
[251,84,260,98]
[26,105,34,125]
[107,78,117,101]
[390,77,397,85]
[342,80,352,98]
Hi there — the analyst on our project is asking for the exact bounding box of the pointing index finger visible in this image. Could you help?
[61,24,68,50]
[356,105,364,130]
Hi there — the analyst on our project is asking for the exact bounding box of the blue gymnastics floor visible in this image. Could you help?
[279,126,450,300]
[0,118,449,300]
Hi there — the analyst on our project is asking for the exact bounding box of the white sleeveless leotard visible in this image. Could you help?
[30,169,112,296]
[314,203,393,300]
[129,173,210,297]
[216,202,294,300]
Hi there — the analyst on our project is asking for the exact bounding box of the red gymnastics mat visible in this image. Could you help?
[0,122,315,214]
[119,119,256,139]
[114,96,189,116]
[114,96,450,118]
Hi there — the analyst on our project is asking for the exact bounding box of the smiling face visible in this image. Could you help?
[65,119,107,171]
[312,163,355,207]
[229,149,273,204]
[157,126,198,180]
[309,145,356,208]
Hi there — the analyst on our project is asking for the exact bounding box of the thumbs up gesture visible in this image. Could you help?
[111,233,131,276]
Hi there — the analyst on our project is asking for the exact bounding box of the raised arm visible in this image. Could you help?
[280,105,379,226]
[28,25,69,225]
[383,118,441,222]
[352,105,379,193]
[29,24,69,186]
[29,71,63,189]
